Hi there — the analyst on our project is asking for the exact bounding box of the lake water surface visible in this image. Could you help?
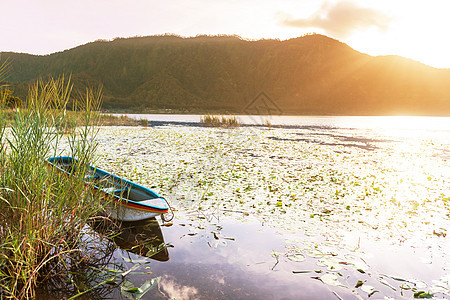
[48,115,450,299]
[118,113,450,129]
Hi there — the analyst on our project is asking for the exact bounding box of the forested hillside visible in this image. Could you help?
[2,34,450,115]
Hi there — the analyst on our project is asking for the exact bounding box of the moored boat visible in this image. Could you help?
[46,156,173,222]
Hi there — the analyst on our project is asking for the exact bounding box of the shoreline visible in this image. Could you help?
[104,114,450,134]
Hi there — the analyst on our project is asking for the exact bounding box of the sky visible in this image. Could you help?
[1,0,449,68]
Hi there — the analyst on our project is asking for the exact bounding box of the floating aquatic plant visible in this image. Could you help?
[86,121,450,298]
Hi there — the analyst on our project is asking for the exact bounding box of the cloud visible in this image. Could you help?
[279,1,392,38]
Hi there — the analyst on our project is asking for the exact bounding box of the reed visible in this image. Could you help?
[98,114,139,126]
[200,114,241,127]
[138,118,149,127]
[0,75,105,299]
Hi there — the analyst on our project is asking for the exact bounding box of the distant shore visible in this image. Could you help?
[105,113,450,131]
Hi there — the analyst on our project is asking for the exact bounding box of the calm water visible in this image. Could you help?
[45,115,450,299]
[100,216,357,299]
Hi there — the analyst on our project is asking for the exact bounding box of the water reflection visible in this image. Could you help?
[91,217,169,262]
[36,218,171,299]
[127,214,359,300]
[113,218,169,262]
[36,224,120,299]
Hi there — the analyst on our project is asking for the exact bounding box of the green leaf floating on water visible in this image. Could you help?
[383,274,408,282]
[355,280,364,288]
[317,256,342,271]
[120,277,161,299]
[320,273,344,287]
[138,278,161,298]
[95,123,450,300]
[379,279,396,291]
[121,281,135,298]
[414,291,433,299]
[292,270,312,274]
[356,268,365,273]
[288,253,306,262]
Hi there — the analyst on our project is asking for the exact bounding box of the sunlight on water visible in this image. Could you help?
[354,115,449,130]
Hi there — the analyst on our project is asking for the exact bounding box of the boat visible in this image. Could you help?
[46,156,173,222]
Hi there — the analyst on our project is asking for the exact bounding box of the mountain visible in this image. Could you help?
[2,34,450,115]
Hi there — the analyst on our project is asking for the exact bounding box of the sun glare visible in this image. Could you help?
[346,0,450,68]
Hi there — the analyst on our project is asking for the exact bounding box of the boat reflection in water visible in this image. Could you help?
[113,217,170,262]
[91,217,169,262]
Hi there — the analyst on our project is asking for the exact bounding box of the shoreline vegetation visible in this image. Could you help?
[0,110,142,127]
[0,73,110,298]
[200,114,241,127]
[0,110,249,129]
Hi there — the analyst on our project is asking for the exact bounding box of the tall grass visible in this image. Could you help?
[0,75,105,299]
[200,114,241,127]
[98,114,139,126]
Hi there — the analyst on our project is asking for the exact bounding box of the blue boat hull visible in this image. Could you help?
[46,156,171,221]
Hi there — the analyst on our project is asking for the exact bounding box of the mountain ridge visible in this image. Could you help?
[2,34,450,115]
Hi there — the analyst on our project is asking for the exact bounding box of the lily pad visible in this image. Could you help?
[317,256,342,271]
[361,284,375,294]
[320,273,344,287]
[288,253,306,262]
[93,122,450,300]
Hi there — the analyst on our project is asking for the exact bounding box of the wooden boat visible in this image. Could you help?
[46,156,172,222]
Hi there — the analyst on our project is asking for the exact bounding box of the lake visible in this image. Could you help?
[47,115,450,299]
[118,113,450,129]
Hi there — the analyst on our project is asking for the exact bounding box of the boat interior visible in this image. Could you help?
[86,171,157,202]
[52,159,158,203]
